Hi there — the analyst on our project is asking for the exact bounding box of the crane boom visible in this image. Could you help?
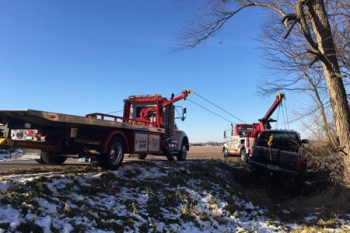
[161,89,192,108]
[125,89,192,128]
[252,93,285,137]
[261,93,285,122]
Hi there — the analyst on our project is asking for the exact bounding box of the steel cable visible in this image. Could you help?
[284,101,290,129]
[192,92,246,123]
[106,110,124,115]
[187,99,234,124]
[276,104,281,129]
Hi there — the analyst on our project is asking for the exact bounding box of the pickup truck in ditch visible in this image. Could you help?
[249,130,308,176]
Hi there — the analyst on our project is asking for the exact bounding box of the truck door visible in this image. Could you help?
[164,104,175,137]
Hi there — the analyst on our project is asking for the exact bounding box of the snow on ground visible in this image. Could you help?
[0,161,350,232]
[0,149,39,162]
[0,149,24,161]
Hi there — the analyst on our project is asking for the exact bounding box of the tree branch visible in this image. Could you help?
[296,0,320,54]
[181,1,287,48]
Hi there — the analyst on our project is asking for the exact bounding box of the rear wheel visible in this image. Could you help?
[40,151,67,165]
[176,143,188,161]
[138,154,147,160]
[100,138,124,170]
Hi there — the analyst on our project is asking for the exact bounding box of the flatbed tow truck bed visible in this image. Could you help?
[0,109,164,133]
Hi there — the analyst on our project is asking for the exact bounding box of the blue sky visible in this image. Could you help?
[0,0,308,142]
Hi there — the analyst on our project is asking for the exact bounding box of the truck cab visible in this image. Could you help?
[122,93,190,160]
[223,124,254,162]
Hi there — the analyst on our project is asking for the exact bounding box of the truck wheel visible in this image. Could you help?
[102,138,124,170]
[166,154,175,161]
[223,148,229,158]
[41,151,67,165]
[176,143,188,161]
[35,157,45,164]
[138,154,147,160]
[240,149,248,163]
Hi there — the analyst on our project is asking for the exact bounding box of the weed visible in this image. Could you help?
[129,202,139,214]
[180,204,194,221]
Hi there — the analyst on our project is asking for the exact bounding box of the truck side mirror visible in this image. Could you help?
[224,131,227,139]
[301,139,309,144]
[181,107,187,121]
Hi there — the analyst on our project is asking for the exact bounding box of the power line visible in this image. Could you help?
[192,92,246,123]
[187,99,234,124]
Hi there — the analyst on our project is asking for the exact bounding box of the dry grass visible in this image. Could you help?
[304,140,343,183]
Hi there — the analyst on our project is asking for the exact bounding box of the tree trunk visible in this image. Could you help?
[307,0,350,182]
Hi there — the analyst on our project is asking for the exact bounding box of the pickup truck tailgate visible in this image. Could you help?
[251,145,301,172]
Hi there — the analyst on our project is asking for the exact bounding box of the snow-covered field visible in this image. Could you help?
[0,160,349,233]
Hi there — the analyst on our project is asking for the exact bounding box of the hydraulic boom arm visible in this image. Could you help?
[251,93,285,138]
[261,93,285,122]
[137,89,192,127]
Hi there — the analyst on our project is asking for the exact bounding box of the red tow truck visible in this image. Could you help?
[223,93,285,162]
[0,90,191,169]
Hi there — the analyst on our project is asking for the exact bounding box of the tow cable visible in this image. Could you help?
[186,91,247,124]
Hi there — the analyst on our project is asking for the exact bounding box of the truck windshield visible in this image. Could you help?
[257,131,301,152]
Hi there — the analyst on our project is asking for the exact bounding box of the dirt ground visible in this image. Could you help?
[188,145,223,160]
[0,146,229,175]
[136,145,224,161]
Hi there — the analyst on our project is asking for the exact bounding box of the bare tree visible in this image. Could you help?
[257,0,350,146]
[180,0,350,182]
[257,10,336,145]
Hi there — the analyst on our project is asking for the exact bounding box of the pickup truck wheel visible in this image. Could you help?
[223,148,229,158]
[41,152,67,165]
[102,138,124,170]
[138,154,147,160]
[176,143,188,161]
[240,149,248,163]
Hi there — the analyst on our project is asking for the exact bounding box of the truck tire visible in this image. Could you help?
[35,157,45,164]
[41,152,67,165]
[166,153,175,161]
[101,137,124,170]
[138,154,147,160]
[176,143,188,161]
[223,147,229,158]
[240,149,248,163]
